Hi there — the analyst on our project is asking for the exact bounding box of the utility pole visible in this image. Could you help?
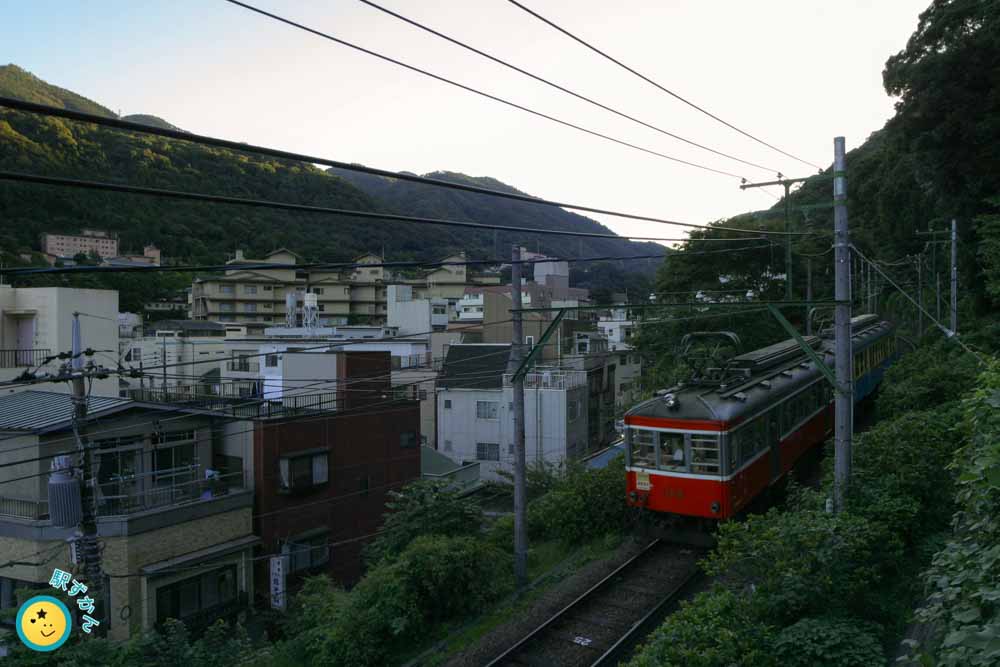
[805,258,813,336]
[69,314,105,633]
[832,138,853,513]
[917,258,923,337]
[740,175,810,299]
[509,245,528,586]
[951,218,958,334]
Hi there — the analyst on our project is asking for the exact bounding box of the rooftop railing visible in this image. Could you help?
[0,349,52,369]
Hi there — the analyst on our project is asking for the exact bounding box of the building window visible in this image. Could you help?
[399,432,419,449]
[219,285,234,295]
[219,303,234,312]
[432,306,446,315]
[318,304,325,311]
[284,532,330,573]
[262,285,273,291]
[155,565,237,625]
[279,451,329,493]
[311,288,324,295]
[476,401,499,420]
[525,335,534,347]
[418,389,428,401]
[244,285,257,295]
[476,442,500,461]
[264,303,273,309]
[443,399,452,409]
[218,315,235,322]
[265,354,278,368]
[568,400,580,421]
[244,303,257,313]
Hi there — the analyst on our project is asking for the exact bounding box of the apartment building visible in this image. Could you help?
[0,285,119,397]
[599,305,643,409]
[190,249,499,328]
[0,392,256,640]
[435,344,588,481]
[39,229,119,260]
[119,320,229,398]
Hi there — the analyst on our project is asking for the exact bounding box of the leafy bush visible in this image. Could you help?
[362,479,483,565]
[526,456,625,543]
[876,340,978,418]
[630,588,776,667]
[772,617,883,667]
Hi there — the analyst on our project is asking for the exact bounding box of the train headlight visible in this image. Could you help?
[711,501,720,514]
[663,393,679,409]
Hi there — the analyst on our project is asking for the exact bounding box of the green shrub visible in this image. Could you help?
[629,588,777,667]
[772,617,884,667]
[527,457,625,543]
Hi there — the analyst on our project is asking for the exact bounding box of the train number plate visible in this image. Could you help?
[574,636,593,646]
[636,471,651,490]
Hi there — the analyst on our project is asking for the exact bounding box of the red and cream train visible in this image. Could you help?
[624,315,898,520]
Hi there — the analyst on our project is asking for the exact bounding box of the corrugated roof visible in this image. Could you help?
[0,391,134,432]
[439,344,510,390]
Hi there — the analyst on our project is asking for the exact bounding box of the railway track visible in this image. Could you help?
[484,539,702,667]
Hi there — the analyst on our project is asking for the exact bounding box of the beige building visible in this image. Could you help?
[0,392,256,641]
[40,229,119,259]
[0,285,119,398]
[190,249,499,328]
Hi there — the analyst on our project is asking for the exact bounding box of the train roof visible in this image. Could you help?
[625,316,894,429]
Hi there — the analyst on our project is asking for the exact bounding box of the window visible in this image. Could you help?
[218,303,234,312]
[476,442,500,461]
[285,532,330,573]
[279,451,329,492]
[443,399,452,409]
[318,304,325,311]
[658,432,687,472]
[262,285,273,291]
[525,336,534,347]
[432,305,447,315]
[444,440,453,452]
[418,389,428,401]
[399,432,418,449]
[218,284,234,295]
[244,303,257,313]
[244,285,257,295]
[476,401,499,420]
[218,315,235,322]
[630,429,656,467]
[311,288,324,295]
[568,400,580,421]
[689,435,720,474]
[265,354,278,368]
[156,565,237,624]
[264,303,273,309]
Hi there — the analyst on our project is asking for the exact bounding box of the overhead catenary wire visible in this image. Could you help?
[0,98,803,237]
[504,0,823,172]
[356,0,778,175]
[220,0,751,180]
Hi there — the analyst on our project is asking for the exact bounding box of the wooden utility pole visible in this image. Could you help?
[832,138,853,513]
[509,245,528,585]
[951,218,958,334]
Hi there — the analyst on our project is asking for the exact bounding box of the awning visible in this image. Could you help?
[141,534,260,576]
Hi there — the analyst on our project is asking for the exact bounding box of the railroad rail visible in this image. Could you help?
[484,539,702,667]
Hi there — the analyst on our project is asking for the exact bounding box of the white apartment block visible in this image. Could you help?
[436,344,588,481]
[40,229,119,259]
[0,285,119,397]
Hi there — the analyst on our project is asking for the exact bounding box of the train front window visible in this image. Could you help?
[631,429,656,467]
[690,434,720,475]
[658,432,686,472]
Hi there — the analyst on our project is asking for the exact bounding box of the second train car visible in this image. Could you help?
[624,314,897,520]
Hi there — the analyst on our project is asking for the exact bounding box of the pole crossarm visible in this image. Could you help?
[739,176,813,189]
[765,305,842,394]
[512,309,566,381]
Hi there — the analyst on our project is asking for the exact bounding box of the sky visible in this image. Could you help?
[3,0,930,245]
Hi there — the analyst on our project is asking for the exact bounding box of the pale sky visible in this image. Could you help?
[4,0,928,244]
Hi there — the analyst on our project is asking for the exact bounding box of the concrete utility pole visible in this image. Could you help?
[739,175,810,299]
[69,314,105,632]
[509,246,528,585]
[832,138,853,513]
[917,258,923,337]
[951,218,958,334]
[805,258,813,336]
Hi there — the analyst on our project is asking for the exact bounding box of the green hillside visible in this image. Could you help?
[0,64,661,283]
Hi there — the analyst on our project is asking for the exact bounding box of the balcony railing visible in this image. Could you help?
[503,369,587,390]
[226,359,260,373]
[0,349,51,369]
[0,496,49,520]
[96,468,246,517]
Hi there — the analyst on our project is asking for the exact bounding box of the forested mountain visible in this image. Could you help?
[0,64,658,278]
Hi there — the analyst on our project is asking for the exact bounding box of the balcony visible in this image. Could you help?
[503,369,587,390]
[0,349,51,369]
[96,467,247,518]
[0,496,48,520]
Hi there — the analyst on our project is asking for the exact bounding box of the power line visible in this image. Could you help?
[0,171,799,243]
[0,97,802,237]
[221,0,747,180]
[357,0,778,175]
[505,0,823,171]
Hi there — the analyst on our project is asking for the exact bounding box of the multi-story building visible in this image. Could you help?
[119,320,229,398]
[39,229,119,260]
[0,285,119,397]
[435,344,588,481]
[599,305,643,410]
[0,391,257,640]
[190,249,499,328]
